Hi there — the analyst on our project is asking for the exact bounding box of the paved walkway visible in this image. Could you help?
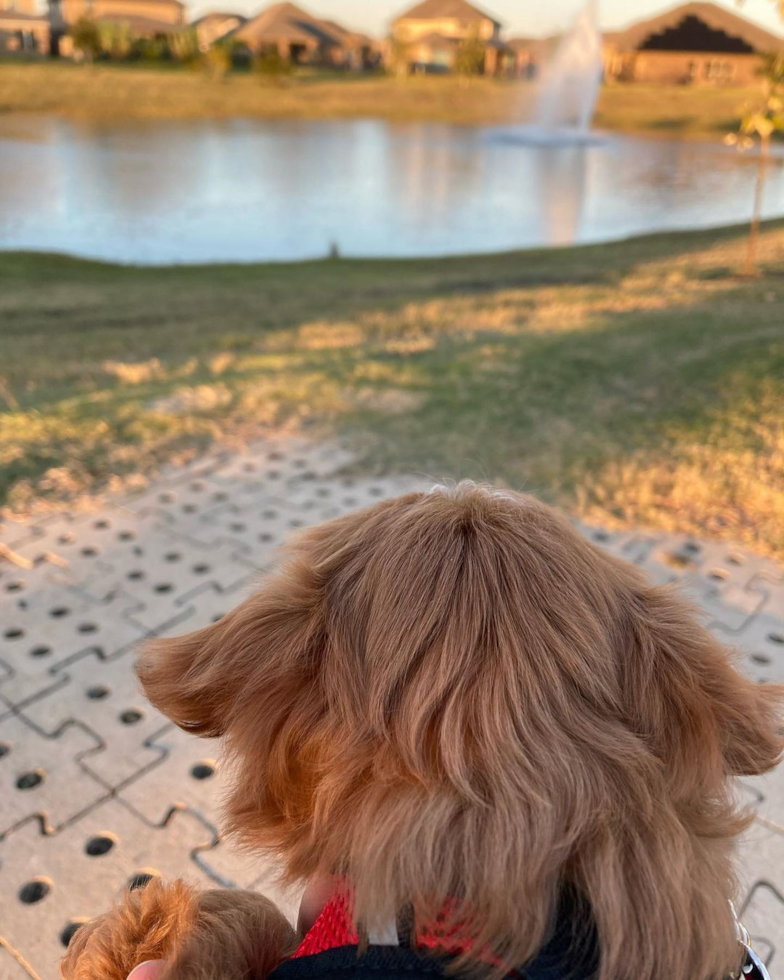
[0,439,782,979]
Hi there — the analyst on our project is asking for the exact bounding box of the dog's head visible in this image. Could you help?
[60,879,295,980]
[137,484,783,980]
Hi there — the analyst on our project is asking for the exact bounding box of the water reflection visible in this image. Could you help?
[0,116,782,264]
[533,146,589,245]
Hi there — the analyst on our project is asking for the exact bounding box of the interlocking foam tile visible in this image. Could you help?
[0,939,38,979]
[677,577,769,635]
[719,613,784,684]
[0,514,45,550]
[118,725,225,828]
[0,512,138,575]
[177,474,424,567]
[120,476,250,542]
[0,584,147,708]
[740,881,784,968]
[648,535,781,581]
[18,649,168,791]
[578,525,663,565]
[71,533,258,633]
[192,840,302,924]
[741,769,784,836]
[205,440,356,488]
[0,802,219,980]
[736,822,784,958]
[0,716,106,838]
[0,561,65,612]
[165,580,260,633]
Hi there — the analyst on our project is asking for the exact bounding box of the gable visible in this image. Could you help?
[640,13,754,53]
[612,2,784,54]
[395,0,500,28]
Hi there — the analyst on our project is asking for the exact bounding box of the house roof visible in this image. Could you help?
[93,0,186,9]
[393,0,501,29]
[319,17,372,47]
[192,11,246,26]
[234,2,343,48]
[608,1,784,53]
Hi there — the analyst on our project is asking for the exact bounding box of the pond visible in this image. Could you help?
[1,115,783,264]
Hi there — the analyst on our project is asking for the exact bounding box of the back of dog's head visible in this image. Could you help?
[138,483,784,980]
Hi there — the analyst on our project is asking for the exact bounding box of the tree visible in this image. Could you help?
[455,29,486,79]
[388,37,411,79]
[201,40,234,80]
[169,26,200,64]
[254,45,292,85]
[98,20,132,60]
[70,17,102,63]
[726,53,784,274]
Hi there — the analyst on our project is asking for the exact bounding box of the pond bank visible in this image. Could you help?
[0,64,760,135]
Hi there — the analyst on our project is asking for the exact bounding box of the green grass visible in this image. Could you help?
[2,221,784,556]
[0,63,763,134]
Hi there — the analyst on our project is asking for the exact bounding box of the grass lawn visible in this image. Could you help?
[0,62,761,135]
[2,222,784,557]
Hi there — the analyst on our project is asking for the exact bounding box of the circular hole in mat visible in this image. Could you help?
[190,761,216,780]
[16,769,45,790]
[61,920,88,948]
[85,834,116,857]
[19,878,52,904]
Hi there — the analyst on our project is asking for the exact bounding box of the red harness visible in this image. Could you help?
[291,890,484,961]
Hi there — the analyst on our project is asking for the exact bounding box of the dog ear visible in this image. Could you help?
[136,499,399,741]
[617,581,784,788]
[136,566,322,739]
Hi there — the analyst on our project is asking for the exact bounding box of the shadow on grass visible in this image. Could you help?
[1,219,783,553]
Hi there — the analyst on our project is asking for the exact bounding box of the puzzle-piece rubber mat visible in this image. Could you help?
[1,439,783,977]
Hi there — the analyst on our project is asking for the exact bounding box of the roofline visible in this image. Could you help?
[391,1,502,29]
[608,1,784,53]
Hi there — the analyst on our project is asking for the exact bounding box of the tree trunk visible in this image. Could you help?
[746,133,771,276]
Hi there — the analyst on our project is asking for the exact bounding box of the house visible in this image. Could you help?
[604,1,784,85]
[232,1,363,66]
[0,0,50,54]
[192,10,245,50]
[49,0,185,54]
[505,36,557,78]
[318,17,378,69]
[390,0,504,73]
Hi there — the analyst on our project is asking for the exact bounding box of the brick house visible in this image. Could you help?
[0,0,50,54]
[390,0,504,74]
[233,1,374,68]
[604,1,784,85]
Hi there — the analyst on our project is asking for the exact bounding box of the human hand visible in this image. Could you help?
[127,961,165,980]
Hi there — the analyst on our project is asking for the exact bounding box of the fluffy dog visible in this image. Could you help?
[63,484,783,980]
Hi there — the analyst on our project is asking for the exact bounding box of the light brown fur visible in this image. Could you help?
[60,878,296,980]
[66,484,784,980]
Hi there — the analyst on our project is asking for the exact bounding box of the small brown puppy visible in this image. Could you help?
[60,878,296,980]
[62,484,784,980]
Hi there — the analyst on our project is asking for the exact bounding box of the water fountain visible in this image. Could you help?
[504,0,605,146]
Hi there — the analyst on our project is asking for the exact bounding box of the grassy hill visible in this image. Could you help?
[2,220,783,556]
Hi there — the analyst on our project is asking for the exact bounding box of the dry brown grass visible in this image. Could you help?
[2,221,783,556]
[0,64,761,133]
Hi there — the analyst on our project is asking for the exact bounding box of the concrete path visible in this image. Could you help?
[0,439,782,979]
